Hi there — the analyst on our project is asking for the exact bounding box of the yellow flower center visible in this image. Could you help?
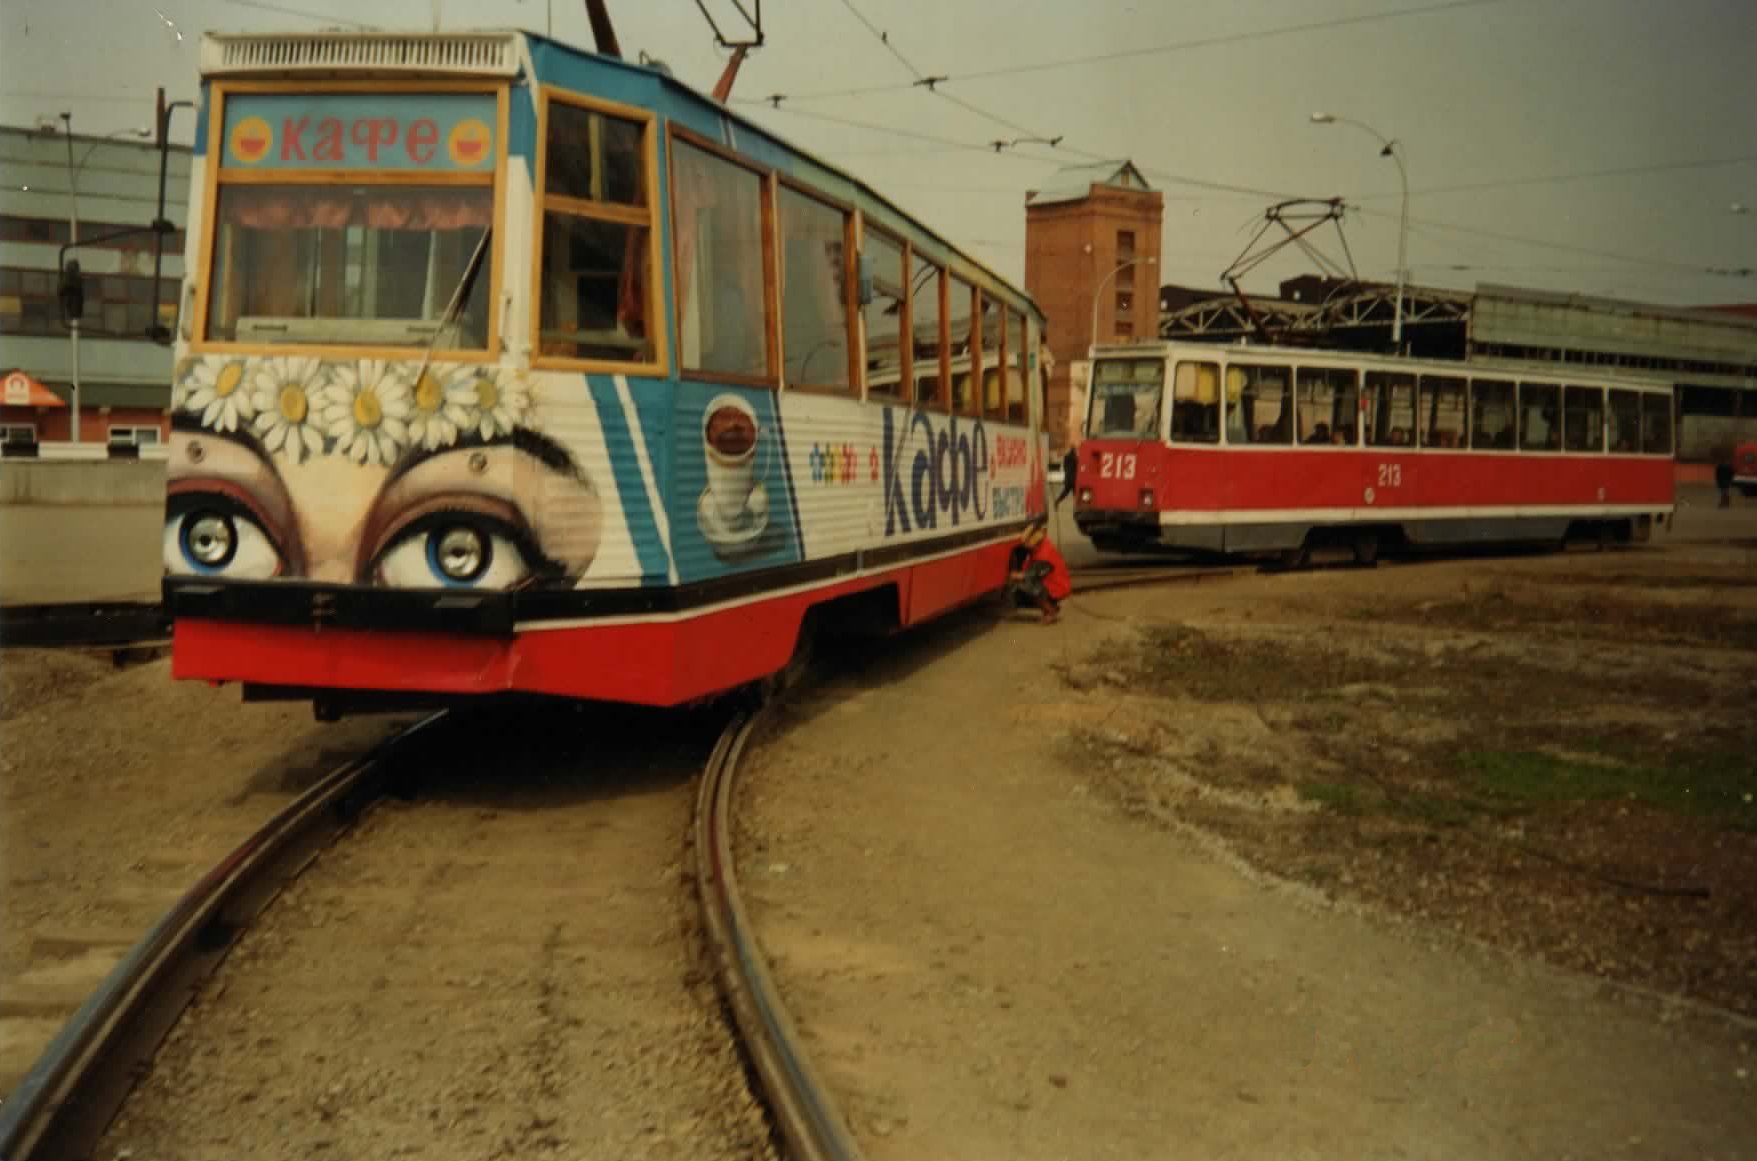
[414,372,444,413]
[475,378,499,410]
[277,384,308,423]
[214,362,244,399]
[352,388,382,428]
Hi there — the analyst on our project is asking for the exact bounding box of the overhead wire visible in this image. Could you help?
[743,0,1509,102]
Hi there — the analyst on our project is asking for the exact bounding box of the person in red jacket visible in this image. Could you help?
[1010,517,1071,624]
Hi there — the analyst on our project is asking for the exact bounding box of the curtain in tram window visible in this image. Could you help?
[217,187,492,230]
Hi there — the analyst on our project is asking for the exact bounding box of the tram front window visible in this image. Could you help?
[206,185,493,348]
[1087,358,1163,439]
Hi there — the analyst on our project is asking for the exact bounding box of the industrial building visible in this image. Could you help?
[0,123,188,455]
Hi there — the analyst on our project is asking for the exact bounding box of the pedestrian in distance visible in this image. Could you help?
[1009,516,1071,625]
[1057,445,1078,507]
[1716,456,1734,509]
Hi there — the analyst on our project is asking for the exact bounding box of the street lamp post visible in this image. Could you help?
[1089,255,1157,356]
[1311,111,1409,350]
[58,117,152,443]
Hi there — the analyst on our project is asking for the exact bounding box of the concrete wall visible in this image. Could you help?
[0,459,165,506]
[1680,415,1757,463]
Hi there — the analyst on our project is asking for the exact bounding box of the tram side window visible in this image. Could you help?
[1006,310,1028,424]
[1364,371,1416,446]
[863,231,907,400]
[1519,383,1561,451]
[1607,389,1641,452]
[913,253,945,408]
[1225,364,1292,445]
[538,101,653,364]
[1295,367,1358,446]
[1420,375,1467,448]
[672,139,770,380]
[1563,385,1604,452]
[980,296,1007,422]
[1470,379,1516,449]
[1171,362,1220,444]
[777,186,851,392]
[1641,392,1674,455]
[948,276,977,415]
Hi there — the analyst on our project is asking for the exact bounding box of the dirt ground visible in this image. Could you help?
[0,648,406,1096]
[737,541,1757,1160]
[1059,544,1757,1019]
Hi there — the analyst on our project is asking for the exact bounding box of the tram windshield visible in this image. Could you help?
[1087,357,1164,439]
[206,184,493,349]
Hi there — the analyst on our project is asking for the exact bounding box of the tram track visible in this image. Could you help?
[1069,564,1242,595]
[1,700,861,1161]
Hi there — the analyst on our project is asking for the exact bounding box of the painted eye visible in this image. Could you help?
[164,501,284,579]
[374,516,535,590]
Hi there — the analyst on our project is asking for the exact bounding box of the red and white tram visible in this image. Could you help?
[1072,341,1675,561]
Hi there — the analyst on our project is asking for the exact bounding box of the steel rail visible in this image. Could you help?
[695,711,866,1161]
[0,713,445,1161]
[1069,565,1241,595]
[0,601,168,649]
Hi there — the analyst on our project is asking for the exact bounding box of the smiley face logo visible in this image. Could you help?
[229,116,273,165]
[446,118,492,168]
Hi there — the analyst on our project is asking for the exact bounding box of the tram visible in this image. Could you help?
[1072,340,1674,561]
[161,28,1047,711]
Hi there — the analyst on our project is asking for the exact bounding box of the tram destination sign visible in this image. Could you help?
[219,93,495,172]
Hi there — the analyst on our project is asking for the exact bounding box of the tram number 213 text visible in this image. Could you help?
[1376,463,1403,488]
[1099,453,1138,480]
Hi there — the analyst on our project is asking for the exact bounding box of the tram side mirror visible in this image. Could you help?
[856,254,874,307]
[59,260,86,324]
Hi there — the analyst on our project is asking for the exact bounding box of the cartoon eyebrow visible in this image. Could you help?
[382,427,588,489]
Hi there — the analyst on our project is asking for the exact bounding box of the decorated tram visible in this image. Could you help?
[161,28,1047,712]
[1073,340,1674,562]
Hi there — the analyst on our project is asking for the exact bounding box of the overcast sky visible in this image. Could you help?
[4,0,1754,306]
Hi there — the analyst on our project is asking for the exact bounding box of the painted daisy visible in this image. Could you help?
[446,366,534,441]
[178,356,255,433]
[323,360,413,467]
[249,356,329,463]
[405,364,477,452]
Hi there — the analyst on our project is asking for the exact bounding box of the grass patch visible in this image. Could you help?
[1460,748,1757,826]
[1298,781,1365,814]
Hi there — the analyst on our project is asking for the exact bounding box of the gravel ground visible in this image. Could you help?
[735,555,1756,1161]
[1,649,405,1096]
[100,705,777,1161]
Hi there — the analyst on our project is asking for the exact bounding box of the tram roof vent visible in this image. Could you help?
[201,31,521,78]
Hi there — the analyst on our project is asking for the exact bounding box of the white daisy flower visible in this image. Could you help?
[322,360,413,467]
[249,357,329,463]
[446,367,534,441]
[178,356,255,433]
[405,364,478,452]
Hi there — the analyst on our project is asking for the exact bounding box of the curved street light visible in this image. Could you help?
[1089,256,1157,355]
[1311,111,1409,349]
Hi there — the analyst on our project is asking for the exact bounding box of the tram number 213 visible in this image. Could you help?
[1377,463,1403,488]
[1099,453,1138,480]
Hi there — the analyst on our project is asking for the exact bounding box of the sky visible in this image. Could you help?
[4,0,1755,307]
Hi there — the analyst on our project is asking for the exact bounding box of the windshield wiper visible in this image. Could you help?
[410,226,492,390]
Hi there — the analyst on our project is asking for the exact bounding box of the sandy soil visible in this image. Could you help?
[736,546,1756,1161]
[100,705,776,1161]
[0,649,406,1096]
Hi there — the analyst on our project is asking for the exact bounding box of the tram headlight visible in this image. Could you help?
[434,526,489,582]
[185,513,236,568]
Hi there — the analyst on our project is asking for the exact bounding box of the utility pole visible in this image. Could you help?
[61,112,81,444]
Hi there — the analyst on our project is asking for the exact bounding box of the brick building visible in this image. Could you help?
[1024,161,1162,452]
[0,123,187,455]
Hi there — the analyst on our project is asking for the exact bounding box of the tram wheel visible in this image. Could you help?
[1352,532,1380,566]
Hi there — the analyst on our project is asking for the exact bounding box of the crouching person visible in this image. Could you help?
[1009,517,1071,624]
